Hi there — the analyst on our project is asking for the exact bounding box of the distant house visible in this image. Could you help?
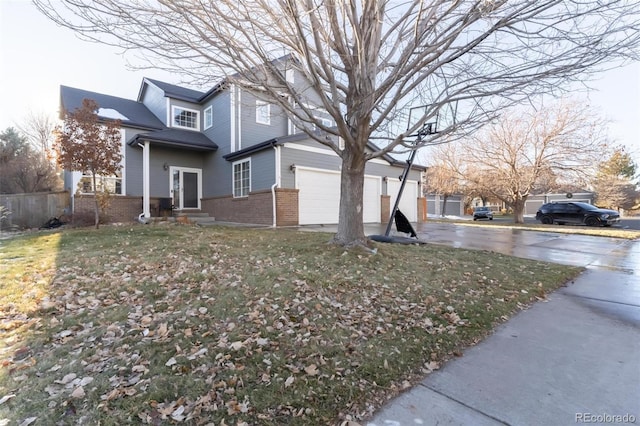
[524,191,595,215]
[59,65,425,226]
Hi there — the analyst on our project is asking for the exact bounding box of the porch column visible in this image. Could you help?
[143,141,150,218]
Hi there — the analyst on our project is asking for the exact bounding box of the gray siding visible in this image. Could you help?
[238,91,288,149]
[249,150,276,192]
[140,84,167,123]
[202,91,232,198]
[280,143,422,190]
[124,128,143,196]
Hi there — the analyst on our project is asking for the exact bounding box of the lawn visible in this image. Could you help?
[0,224,581,425]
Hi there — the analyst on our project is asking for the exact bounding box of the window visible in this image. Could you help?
[172,106,200,130]
[233,159,251,198]
[204,106,213,129]
[79,172,123,195]
[256,101,270,125]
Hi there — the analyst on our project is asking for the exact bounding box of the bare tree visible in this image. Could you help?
[17,111,56,157]
[0,127,60,194]
[54,99,123,229]
[423,144,463,216]
[456,101,607,223]
[34,0,640,246]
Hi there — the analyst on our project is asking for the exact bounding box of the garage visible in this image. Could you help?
[387,178,418,222]
[296,167,381,225]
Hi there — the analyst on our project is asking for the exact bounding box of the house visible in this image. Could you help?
[59,72,426,226]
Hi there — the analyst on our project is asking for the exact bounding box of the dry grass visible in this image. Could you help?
[0,224,581,425]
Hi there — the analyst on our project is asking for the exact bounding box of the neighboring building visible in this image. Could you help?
[426,194,465,217]
[524,191,595,215]
[60,69,425,226]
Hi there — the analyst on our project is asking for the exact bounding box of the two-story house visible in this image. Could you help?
[60,73,426,226]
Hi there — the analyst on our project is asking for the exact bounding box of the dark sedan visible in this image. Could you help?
[473,206,494,221]
[535,202,620,227]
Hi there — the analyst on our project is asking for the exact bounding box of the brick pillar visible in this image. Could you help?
[275,188,299,226]
[417,197,427,222]
[381,195,390,224]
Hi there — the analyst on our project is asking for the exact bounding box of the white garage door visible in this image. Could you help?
[387,178,418,222]
[296,167,380,225]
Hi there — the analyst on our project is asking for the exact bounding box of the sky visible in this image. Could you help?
[1,0,639,164]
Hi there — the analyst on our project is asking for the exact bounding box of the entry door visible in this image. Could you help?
[170,167,202,210]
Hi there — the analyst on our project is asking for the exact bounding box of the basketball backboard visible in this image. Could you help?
[406,101,458,135]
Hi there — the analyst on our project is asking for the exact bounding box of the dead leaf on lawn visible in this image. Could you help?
[70,386,85,399]
[304,364,319,376]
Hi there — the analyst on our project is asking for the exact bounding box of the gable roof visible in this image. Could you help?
[60,85,165,131]
[128,129,218,152]
[141,78,206,103]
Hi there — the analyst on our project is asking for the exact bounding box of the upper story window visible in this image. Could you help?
[256,101,270,125]
[172,106,200,130]
[204,106,213,130]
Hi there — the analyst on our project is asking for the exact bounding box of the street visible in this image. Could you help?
[473,215,640,230]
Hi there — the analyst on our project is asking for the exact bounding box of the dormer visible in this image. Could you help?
[137,78,206,131]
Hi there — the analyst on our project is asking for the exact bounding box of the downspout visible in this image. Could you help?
[271,144,281,227]
[137,141,151,222]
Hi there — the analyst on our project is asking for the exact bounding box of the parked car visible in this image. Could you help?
[473,206,494,221]
[535,202,620,227]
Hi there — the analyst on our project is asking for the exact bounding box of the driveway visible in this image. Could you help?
[410,221,637,272]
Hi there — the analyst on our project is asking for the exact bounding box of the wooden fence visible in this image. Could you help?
[0,191,70,230]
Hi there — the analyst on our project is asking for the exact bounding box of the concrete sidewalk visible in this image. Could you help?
[364,227,640,426]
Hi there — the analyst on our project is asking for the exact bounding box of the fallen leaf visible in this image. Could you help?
[285,376,295,387]
[70,386,85,399]
[56,373,77,385]
[304,364,319,376]
[19,417,37,426]
[0,394,16,405]
[165,357,177,367]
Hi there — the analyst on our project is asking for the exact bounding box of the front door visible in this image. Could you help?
[170,167,202,210]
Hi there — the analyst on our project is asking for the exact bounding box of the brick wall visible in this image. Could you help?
[75,195,142,223]
[202,189,274,225]
[275,188,299,226]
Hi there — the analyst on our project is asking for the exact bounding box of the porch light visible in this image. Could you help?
[163,162,169,171]
[289,164,296,172]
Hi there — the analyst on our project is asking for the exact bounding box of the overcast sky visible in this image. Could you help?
[1,0,638,163]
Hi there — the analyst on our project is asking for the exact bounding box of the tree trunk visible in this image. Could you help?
[92,173,100,229]
[441,194,449,217]
[332,149,368,248]
[513,196,526,224]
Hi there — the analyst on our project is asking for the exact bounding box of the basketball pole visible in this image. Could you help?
[383,123,432,237]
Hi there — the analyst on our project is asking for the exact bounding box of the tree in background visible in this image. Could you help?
[54,99,122,229]
[0,127,60,194]
[454,102,607,223]
[17,111,56,158]
[34,0,640,246]
[593,147,639,211]
[423,144,462,216]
